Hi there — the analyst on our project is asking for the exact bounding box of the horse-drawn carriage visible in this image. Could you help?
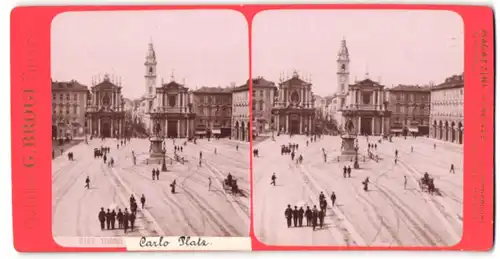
[418,173,435,194]
[223,174,239,195]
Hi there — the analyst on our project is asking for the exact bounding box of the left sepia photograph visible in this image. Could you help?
[51,10,250,247]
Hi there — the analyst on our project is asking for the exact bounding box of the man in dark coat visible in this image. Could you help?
[298,207,304,227]
[330,192,336,207]
[117,209,124,229]
[343,166,347,178]
[347,166,352,178]
[129,194,135,207]
[111,209,117,229]
[284,205,293,228]
[318,209,325,229]
[292,206,299,227]
[305,206,312,226]
[140,194,146,209]
[123,209,130,233]
[129,212,136,232]
[271,173,277,186]
[98,207,106,230]
[105,209,112,230]
[311,206,319,231]
[152,169,156,180]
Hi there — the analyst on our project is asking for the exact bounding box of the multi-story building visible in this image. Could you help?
[86,74,126,138]
[342,77,391,135]
[251,77,277,134]
[192,86,233,137]
[430,73,464,144]
[272,71,316,135]
[232,84,250,141]
[52,80,89,139]
[387,85,431,136]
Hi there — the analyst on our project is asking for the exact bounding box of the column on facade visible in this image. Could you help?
[97,118,101,137]
[111,120,114,138]
[299,116,303,134]
[379,90,383,110]
[371,117,375,135]
[381,117,385,135]
[309,115,312,134]
[285,115,289,133]
[275,114,280,132]
[357,116,361,134]
[165,119,168,137]
[177,120,180,138]
[88,118,92,136]
[118,119,121,137]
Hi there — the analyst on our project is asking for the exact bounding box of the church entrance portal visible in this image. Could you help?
[289,114,300,134]
[360,117,372,135]
[167,120,177,138]
[100,118,111,138]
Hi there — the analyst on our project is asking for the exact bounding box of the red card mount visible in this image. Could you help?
[10,4,494,252]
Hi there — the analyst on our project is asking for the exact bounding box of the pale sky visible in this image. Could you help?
[51,10,249,99]
[252,10,464,97]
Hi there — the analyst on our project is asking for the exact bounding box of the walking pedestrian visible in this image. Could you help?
[271,173,277,186]
[111,209,116,229]
[450,164,455,174]
[330,192,336,207]
[140,194,146,209]
[129,212,136,232]
[298,206,304,227]
[106,209,112,230]
[117,209,123,228]
[208,177,212,191]
[311,206,318,231]
[85,176,90,189]
[347,166,351,178]
[305,206,312,226]
[292,206,299,227]
[404,176,408,190]
[284,205,293,228]
[123,209,129,233]
[98,207,106,230]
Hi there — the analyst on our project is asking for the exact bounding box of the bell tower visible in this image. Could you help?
[144,38,157,111]
[337,38,350,94]
[336,37,350,110]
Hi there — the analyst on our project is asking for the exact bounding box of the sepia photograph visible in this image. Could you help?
[50,10,250,245]
[251,10,464,246]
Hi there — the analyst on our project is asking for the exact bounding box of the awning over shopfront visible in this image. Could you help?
[212,129,221,135]
[409,128,419,133]
[391,129,403,133]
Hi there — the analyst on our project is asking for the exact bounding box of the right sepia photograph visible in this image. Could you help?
[251,10,464,247]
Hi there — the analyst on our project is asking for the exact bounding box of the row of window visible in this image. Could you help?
[198,96,232,105]
[52,105,80,115]
[53,93,81,101]
[431,88,464,100]
[395,93,430,102]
